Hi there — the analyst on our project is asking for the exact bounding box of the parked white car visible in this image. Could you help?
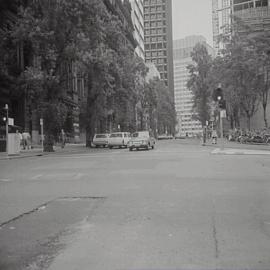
[128,131,155,151]
[92,133,109,148]
[108,132,131,149]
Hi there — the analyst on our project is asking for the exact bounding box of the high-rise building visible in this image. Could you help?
[212,0,270,54]
[143,0,174,94]
[173,36,214,137]
[212,0,270,129]
[129,0,145,59]
[212,0,233,53]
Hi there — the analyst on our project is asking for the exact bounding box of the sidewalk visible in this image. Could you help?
[204,139,270,155]
[211,147,270,155]
[0,143,88,160]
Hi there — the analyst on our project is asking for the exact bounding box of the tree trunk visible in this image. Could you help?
[85,65,96,147]
[43,134,54,152]
[230,115,234,129]
[247,116,251,131]
[263,103,268,128]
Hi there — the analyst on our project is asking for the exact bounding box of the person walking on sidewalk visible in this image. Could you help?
[22,131,31,150]
[212,129,218,144]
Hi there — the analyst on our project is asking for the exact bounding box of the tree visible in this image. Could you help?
[250,32,270,128]
[217,19,261,130]
[11,0,115,149]
[187,43,213,126]
[142,78,176,136]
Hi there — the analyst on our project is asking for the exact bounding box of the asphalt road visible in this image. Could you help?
[1,139,270,270]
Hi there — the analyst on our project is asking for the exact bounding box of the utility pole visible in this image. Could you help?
[213,84,226,150]
[220,110,224,150]
[4,104,9,155]
[40,118,44,152]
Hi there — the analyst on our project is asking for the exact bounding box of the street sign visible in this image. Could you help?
[220,110,226,118]
[40,118,43,125]
[8,118,14,125]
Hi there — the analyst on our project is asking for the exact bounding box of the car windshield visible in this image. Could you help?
[95,134,107,138]
[110,133,122,138]
[132,132,149,138]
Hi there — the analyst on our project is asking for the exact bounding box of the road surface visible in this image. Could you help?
[1,139,270,270]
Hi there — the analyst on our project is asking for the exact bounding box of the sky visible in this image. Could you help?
[172,0,213,46]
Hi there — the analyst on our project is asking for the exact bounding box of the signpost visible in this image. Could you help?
[220,110,226,150]
[40,118,44,152]
[5,104,8,155]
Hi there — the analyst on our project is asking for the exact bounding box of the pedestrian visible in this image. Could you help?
[22,131,31,150]
[212,129,217,144]
[202,126,207,146]
[15,130,22,151]
[60,129,66,148]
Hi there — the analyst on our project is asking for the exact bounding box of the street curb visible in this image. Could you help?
[0,152,48,160]
[211,148,270,155]
[0,145,89,160]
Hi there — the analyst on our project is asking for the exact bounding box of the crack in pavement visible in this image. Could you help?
[0,196,106,229]
[212,213,219,259]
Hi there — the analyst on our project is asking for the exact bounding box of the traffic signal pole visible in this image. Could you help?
[213,84,226,151]
[5,104,8,155]
[220,110,224,150]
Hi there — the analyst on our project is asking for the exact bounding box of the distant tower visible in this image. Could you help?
[212,0,270,54]
[129,0,145,60]
[173,36,214,137]
[143,0,174,94]
[212,0,232,54]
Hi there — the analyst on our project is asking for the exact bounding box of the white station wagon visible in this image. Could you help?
[108,132,131,149]
[92,133,109,148]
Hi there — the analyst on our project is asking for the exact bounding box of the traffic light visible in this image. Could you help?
[218,99,226,109]
[213,87,226,109]
[212,87,223,102]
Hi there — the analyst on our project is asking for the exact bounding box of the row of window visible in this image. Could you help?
[145,57,167,64]
[145,28,167,35]
[144,0,166,6]
[145,36,166,43]
[145,50,166,57]
[144,5,165,13]
[145,20,166,28]
[145,43,167,50]
[144,13,166,21]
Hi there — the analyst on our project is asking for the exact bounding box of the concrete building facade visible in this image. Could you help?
[129,0,145,59]
[173,36,214,137]
[143,0,174,94]
[212,0,270,53]
[212,0,270,129]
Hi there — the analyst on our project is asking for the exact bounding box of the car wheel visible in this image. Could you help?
[152,145,154,149]
[109,146,112,149]
[129,147,132,151]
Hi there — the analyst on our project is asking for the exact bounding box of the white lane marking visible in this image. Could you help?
[0,179,11,182]
[31,174,43,180]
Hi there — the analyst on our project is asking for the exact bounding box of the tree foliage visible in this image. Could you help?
[187,43,213,126]
[2,0,175,147]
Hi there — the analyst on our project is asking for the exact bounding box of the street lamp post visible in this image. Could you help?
[4,104,9,155]
[40,118,44,152]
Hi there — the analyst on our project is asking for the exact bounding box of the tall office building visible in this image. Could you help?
[212,0,232,53]
[143,0,174,94]
[173,36,214,137]
[129,0,145,60]
[212,0,270,53]
[212,0,270,129]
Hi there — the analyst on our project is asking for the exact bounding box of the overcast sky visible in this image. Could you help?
[172,0,213,46]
